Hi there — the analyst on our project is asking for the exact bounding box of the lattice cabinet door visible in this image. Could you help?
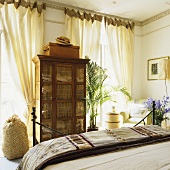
[33,55,89,142]
[75,66,86,134]
[55,64,73,137]
[40,63,53,142]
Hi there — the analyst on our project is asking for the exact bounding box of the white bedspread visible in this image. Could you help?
[45,140,170,170]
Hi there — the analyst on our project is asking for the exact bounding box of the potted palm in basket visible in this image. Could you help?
[86,58,131,131]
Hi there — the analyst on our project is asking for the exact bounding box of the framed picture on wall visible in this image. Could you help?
[147,56,169,80]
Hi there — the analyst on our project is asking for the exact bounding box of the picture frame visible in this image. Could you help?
[147,57,169,80]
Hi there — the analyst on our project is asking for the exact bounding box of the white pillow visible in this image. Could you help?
[127,117,144,123]
[130,103,147,118]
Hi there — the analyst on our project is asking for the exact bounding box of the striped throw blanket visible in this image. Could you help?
[17,125,170,170]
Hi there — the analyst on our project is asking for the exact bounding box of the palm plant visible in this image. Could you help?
[86,59,132,130]
[111,86,132,103]
[86,60,111,130]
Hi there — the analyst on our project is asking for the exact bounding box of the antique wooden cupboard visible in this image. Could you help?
[33,55,89,142]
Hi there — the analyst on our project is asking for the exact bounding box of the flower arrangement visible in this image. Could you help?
[143,96,170,126]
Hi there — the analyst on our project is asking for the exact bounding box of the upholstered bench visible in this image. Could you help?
[120,99,151,127]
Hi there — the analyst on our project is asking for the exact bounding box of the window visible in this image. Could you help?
[0,30,26,140]
[0,29,2,139]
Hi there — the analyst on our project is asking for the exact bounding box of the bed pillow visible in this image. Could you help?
[130,103,147,118]
[2,114,29,160]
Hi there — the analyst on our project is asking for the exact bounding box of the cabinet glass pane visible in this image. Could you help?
[76,68,84,82]
[56,120,72,136]
[42,133,52,141]
[56,84,72,99]
[42,65,52,82]
[41,103,52,141]
[41,121,52,141]
[41,121,52,131]
[76,85,84,99]
[42,103,52,119]
[76,119,84,133]
[56,66,72,82]
[56,102,72,118]
[76,101,85,116]
[42,84,52,100]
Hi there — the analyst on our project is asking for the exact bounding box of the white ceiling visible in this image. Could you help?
[44,0,170,22]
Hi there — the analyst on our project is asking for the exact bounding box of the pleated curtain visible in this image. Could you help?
[65,8,134,116]
[0,0,45,145]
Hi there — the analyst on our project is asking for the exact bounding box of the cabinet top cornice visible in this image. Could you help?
[32,55,90,64]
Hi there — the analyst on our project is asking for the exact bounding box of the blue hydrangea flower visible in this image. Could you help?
[143,96,170,125]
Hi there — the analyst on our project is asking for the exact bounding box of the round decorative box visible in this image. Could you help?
[105,112,122,129]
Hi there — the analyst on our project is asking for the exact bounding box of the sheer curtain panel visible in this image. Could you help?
[65,8,104,127]
[105,23,134,111]
[64,8,134,127]
[0,1,45,145]
[65,8,102,63]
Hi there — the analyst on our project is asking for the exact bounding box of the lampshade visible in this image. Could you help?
[158,58,170,80]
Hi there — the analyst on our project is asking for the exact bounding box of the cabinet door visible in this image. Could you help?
[41,63,53,142]
[55,64,73,137]
[75,66,86,133]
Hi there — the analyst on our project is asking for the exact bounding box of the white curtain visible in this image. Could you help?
[65,12,103,127]
[105,24,134,111]
[0,3,44,143]
[65,9,134,127]
[65,13,102,63]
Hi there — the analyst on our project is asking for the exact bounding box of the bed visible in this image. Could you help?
[17,124,170,170]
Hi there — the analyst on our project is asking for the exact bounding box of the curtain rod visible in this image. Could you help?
[0,0,46,13]
[45,1,141,26]
[44,1,170,27]
[65,8,135,30]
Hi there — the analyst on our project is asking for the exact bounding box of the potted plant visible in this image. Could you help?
[86,58,132,131]
[143,96,170,126]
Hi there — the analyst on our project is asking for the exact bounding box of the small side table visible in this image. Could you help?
[105,112,123,129]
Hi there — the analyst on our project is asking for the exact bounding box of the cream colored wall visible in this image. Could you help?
[133,15,170,100]
[44,8,65,45]
[140,15,170,100]
[132,26,143,98]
